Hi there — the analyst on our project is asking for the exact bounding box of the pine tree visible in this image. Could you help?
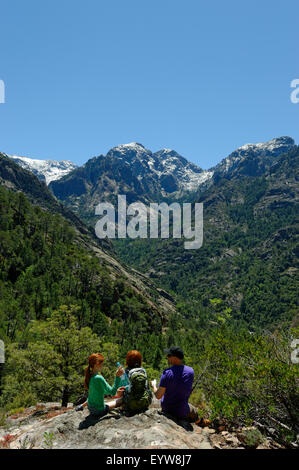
[1,305,100,408]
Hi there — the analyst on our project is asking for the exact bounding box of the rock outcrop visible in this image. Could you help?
[0,403,282,450]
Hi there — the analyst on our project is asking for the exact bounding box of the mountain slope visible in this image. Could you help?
[0,154,176,342]
[115,145,299,329]
[0,152,113,251]
[1,144,298,443]
[2,137,297,330]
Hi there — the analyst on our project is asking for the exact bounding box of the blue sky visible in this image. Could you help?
[0,0,298,168]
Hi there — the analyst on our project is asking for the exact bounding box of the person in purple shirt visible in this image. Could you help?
[150,346,198,422]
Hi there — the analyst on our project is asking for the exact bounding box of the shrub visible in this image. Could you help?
[238,428,264,449]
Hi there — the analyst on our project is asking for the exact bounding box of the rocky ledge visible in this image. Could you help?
[0,402,284,450]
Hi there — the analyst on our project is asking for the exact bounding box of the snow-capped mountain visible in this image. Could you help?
[6,136,296,209]
[6,154,77,184]
[211,137,295,178]
[6,144,212,193]
[105,142,213,193]
[48,142,214,223]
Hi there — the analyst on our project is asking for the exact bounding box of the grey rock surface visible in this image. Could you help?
[0,402,282,449]
[1,404,212,449]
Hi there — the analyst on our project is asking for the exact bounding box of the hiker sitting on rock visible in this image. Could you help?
[79,353,125,417]
[120,350,152,416]
[150,346,198,423]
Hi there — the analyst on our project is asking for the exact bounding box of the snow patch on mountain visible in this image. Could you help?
[107,143,213,193]
[238,137,295,155]
[152,149,213,191]
[5,136,294,196]
[7,155,77,184]
[212,137,295,176]
[111,142,147,158]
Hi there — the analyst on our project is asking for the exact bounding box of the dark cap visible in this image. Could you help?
[164,346,184,359]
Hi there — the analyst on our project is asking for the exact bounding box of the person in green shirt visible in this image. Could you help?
[83,353,125,417]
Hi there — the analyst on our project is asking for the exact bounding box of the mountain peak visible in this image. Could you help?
[212,136,296,177]
[238,136,295,154]
[112,142,146,152]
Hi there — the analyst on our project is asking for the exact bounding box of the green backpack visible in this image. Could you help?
[123,368,152,415]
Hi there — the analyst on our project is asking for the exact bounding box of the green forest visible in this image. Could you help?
[0,182,298,445]
[115,148,299,331]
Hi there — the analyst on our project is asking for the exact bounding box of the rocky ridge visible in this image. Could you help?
[211,136,295,179]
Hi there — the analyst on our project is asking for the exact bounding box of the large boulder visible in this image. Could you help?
[0,402,282,449]
[1,403,212,449]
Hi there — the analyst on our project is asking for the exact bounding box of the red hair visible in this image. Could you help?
[84,353,104,390]
[126,350,142,369]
